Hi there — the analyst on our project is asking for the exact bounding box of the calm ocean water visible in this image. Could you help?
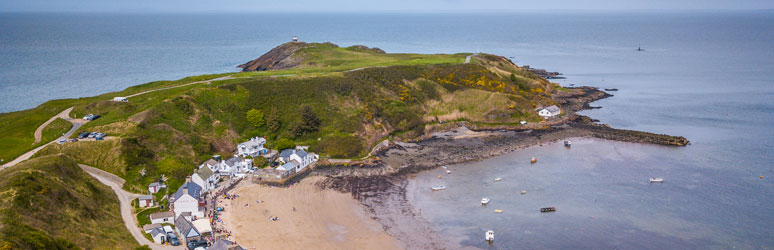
[1,11,773,249]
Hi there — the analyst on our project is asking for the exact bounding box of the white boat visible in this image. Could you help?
[441,166,447,169]
[485,230,495,242]
[481,197,490,205]
[494,177,502,182]
[521,190,527,194]
[650,177,664,183]
[432,185,446,191]
[446,170,452,174]
[564,140,572,147]
[531,157,537,164]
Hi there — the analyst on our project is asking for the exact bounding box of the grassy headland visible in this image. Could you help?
[5,42,555,192]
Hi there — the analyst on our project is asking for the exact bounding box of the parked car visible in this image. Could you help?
[90,114,101,120]
[78,132,90,139]
[187,240,207,249]
[88,132,97,138]
[166,232,180,246]
[57,139,66,144]
[95,136,104,141]
[96,132,106,137]
[83,114,94,120]
[67,139,78,142]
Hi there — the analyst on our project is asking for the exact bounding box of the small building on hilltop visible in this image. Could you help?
[112,97,128,102]
[538,105,561,118]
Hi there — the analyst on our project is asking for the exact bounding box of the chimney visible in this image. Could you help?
[213,155,222,162]
[185,175,192,183]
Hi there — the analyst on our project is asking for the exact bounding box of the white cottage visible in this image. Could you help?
[138,195,154,207]
[217,157,252,177]
[191,166,219,192]
[237,137,268,157]
[278,149,317,172]
[538,105,561,118]
[150,211,175,224]
[148,181,166,194]
[171,182,204,218]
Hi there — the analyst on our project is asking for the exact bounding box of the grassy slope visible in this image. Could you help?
[0,74,229,163]
[0,155,137,250]
[16,43,555,192]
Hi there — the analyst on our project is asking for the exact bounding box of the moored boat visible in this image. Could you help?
[494,177,502,182]
[521,190,527,194]
[531,157,537,163]
[494,209,503,213]
[432,185,446,191]
[446,170,452,174]
[564,140,572,147]
[540,207,556,212]
[485,230,495,242]
[650,177,664,183]
[481,197,490,205]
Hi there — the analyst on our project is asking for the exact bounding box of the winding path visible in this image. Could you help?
[1,107,84,170]
[79,164,182,250]
[125,75,234,98]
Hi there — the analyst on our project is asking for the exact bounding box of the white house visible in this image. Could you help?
[171,181,204,218]
[149,228,166,244]
[277,161,298,172]
[191,166,219,192]
[538,105,561,118]
[199,158,220,172]
[150,211,175,224]
[175,215,201,244]
[279,149,318,172]
[138,195,154,207]
[217,157,252,177]
[148,181,166,194]
[237,137,268,157]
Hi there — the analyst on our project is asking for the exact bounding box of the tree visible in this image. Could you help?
[289,105,321,138]
[274,138,295,151]
[246,109,264,128]
[300,105,321,132]
[265,109,280,133]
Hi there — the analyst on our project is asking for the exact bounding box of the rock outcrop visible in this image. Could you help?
[238,42,313,72]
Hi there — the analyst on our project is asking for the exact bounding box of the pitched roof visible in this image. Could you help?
[224,157,241,167]
[205,159,218,167]
[280,161,298,170]
[294,149,308,158]
[173,182,202,201]
[279,149,295,158]
[149,211,175,220]
[150,227,166,237]
[148,182,160,188]
[197,166,215,179]
[209,240,246,250]
[139,195,153,200]
[239,137,266,148]
[142,223,162,231]
[175,215,198,237]
[544,105,560,113]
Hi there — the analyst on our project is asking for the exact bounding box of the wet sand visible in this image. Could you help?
[218,176,400,250]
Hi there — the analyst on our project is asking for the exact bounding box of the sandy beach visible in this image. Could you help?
[218,176,400,250]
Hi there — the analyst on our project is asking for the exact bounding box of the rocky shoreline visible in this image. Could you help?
[311,86,689,249]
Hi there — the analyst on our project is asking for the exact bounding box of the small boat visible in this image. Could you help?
[494,177,502,182]
[441,166,447,169]
[540,207,556,213]
[531,157,537,164]
[437,175,442,179]
[485,230,495,242]
[446,170,452,174]
[564,140,572,147]
[521,190,526,194]
[481,197,490,205]
[432,185,446,191]
[637,44,644,51]
[650,177,664,183]
[494,209,503,213]
[604,88,619,91]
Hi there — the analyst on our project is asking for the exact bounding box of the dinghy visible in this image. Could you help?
[485,230,495,242]
[650,177,664,183]
[481,197,490,205]
[432,185,446,191]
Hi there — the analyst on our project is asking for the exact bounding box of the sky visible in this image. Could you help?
[1,0,772,13]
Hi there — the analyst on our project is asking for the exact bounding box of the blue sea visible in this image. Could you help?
[1,11,773,249]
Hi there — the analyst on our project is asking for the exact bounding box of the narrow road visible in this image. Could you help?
[465,55,472,64]
[125,75,233,98]
[1,109,84,170]
[79,164,183,250]
[33,107,74,143]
